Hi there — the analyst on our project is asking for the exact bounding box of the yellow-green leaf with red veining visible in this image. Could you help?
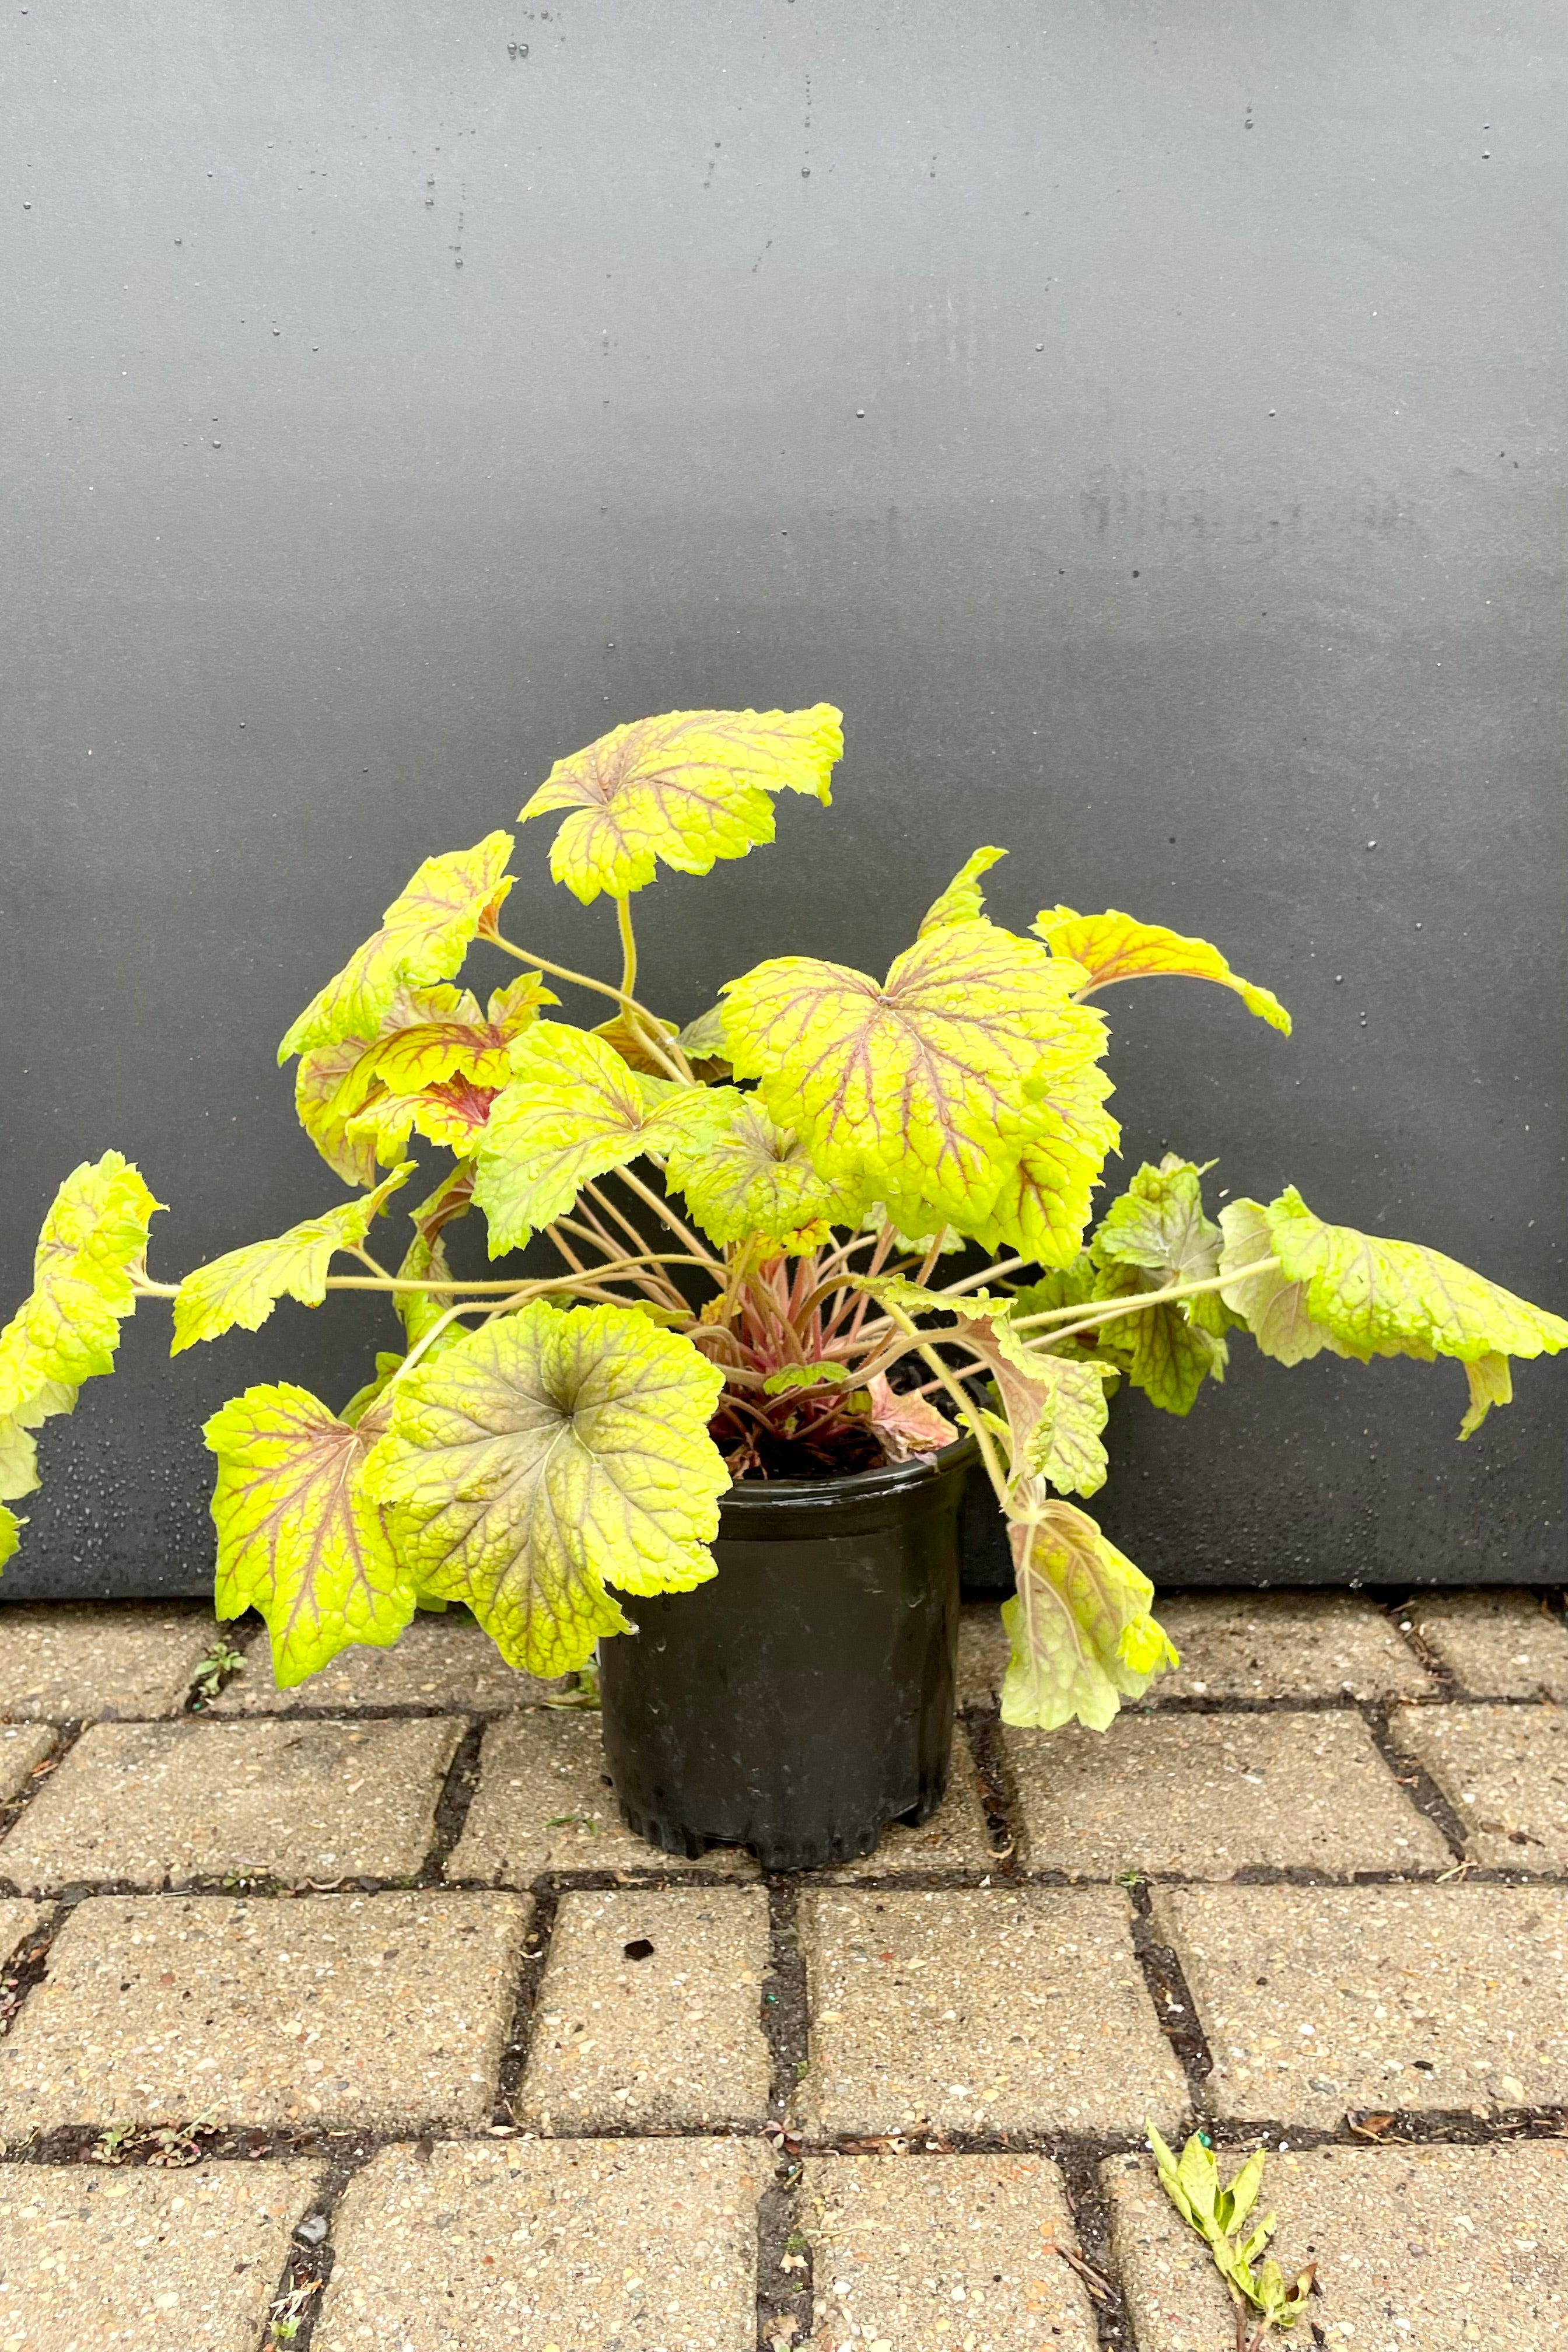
[721,919,1109,1239]
[1034,907,1292,1035]
[517,705,842,903]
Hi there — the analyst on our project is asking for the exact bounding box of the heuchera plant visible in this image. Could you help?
[2,705,1564,1728]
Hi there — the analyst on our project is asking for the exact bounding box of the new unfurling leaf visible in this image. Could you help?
[170,1165,414,1353]
[206,1382,413,1685]
[364,1303,729,1676]
[1002,1497,1177,1730]
[278,832,516,1060]
[517,704,843,902]
[1035,906,1292,1034]
[723,919,1110,1238]
[663,1093,861,1251]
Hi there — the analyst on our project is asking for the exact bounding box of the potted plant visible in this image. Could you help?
[2,704,1563,1867]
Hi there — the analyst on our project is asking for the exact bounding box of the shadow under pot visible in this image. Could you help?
[597,1432,975,1873]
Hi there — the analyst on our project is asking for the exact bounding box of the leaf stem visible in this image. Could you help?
[1016,1255,1278,1344]
[612,1165,726,1269]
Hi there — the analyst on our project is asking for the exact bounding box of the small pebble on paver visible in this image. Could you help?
[956,1602,1010,1707]
[0,1716,461,1893]
[0,1890,530,2135]
[0,2158,324,2348]
[516,1887,771,2131]
[1411,1588,1568,1698]
[825,1749,1000,1879]
[0,1602,218,1720]
[1150,1590,1432,1700]
[799,1887,1186,2138]
[1394,1700,1568,1868]
[803,2152,1100,2351]
[212,1609,570,1712]
[1005,1708,1450,1877]
[0,1721,55,1805]
[447,1711,757,1881]
[1105,2140,1568,2350]
[1154,1882,1568,2124]
[314,2137,771,2351]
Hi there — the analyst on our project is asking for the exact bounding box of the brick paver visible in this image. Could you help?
[0,1716,461,1894]
[1394,1700,1568,1867]
[803,2152,1100,2351]
[1152,1590,1432,1700]
[212,1610,570,1712]
[516,1887,772,2131]
[1005,1709,1450,1877]
[0,1901,46,1972]
[315,2138,770,2351]
[0,1603,216,1720]
[447,1711,757,1882]
[1412,1588,1568,1698]
[0,1891,529,2137]
[798,1887,1186,2138]
[1154,1882,1568,2124]
[0,2157,324,2348]
[1105,2140,1568,2350]
[0,1724,54,1808]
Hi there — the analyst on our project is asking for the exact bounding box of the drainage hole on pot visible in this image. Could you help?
[623,1938,656,1962]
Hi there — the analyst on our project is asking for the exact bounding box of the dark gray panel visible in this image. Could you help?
[3,1,1563,1598]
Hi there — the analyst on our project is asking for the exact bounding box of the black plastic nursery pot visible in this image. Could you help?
[597,1433,977,1872]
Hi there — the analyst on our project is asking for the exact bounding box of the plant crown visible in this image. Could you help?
[2,705,1564,1726]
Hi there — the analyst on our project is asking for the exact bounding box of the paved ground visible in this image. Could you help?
[0,1588,1563,2350]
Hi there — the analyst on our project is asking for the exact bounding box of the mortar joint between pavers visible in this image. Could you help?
[762,1881,810,2127]
[0,1896,69,2047]
[1052,2132,1140,2352]
[181,1618,260,1716]
[1380,1592,1458,1690]
[754,2161,810,2352]
[1360,1696,1471,1858]
[495,1884,558,2122]
[257,2141,373,2352]
[416,1717,486,1883]
[1124,1876,1216,2114]
[961,1706,1025,1873]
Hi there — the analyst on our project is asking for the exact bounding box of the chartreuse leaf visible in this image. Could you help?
[355,970,556,1096]
[762,1360,852,1396]
[1001,1496,1176,1729]
[880,1282,1114,1498]
[0,1503,19,1567]
[517,705,844,904]
[364,1303,728,1676]
[664,1093,862,1252]
[592,1009,685,1079]
[474,1023,730,1254]
[411,1161,475,1241]
[278,831,516,1060]
[348,1071,501,1163]
[341,1352,407,1427]
[1219,1188,1568,1434]
[1088,1158,1235,1413]
[394,1228,463,1353]
[723,920,1110,1239]
[1036,906,1292,1034]
[918,845,1008,935]
[967,1030,1120,1268]
[293,983,477,1188]
[0,1157,163,1532]
[205,1382,414,1685]
[170,1164,414,1354]
[674,1002,733,1072]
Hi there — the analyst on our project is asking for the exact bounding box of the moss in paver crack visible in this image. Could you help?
[1152,1882,1568,2124]
[0,1891,530,2136]
[515,1885,772,2130]
[0,1716,463,1893]
[1105,2141,1568,2350]
[1393,1700,1568,1868]
[1003,1709,1452,1878]
[312,2137,773,2351]
[797,1885,1187,2138]
[0,2160,326,2347]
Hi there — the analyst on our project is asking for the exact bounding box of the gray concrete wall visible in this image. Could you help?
[3,1,1563,1594]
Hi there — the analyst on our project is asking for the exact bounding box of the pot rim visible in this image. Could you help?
[720,1423,979,1513]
